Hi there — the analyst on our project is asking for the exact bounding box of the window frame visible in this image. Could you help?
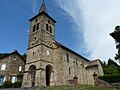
[19,66,22,72]
[69,67,71,75]
[0,76,5,85]
[66,53,69,63]
[11,76,17,83]
[1,64,6,70]
[46,24,48,31]
[36,23,39,30]
[33,25,36,32]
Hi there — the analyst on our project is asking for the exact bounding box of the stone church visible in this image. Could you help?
[22,0,103,87]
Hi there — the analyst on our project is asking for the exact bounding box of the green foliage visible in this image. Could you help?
[0,85,2,89]
[108,59,119,67]
[17,73,23,80]
[13,81,22,88]
[0,81,22,89]
[21,54,26,63]
[101,59,120,83]
[1,81,13,88]
[0,53,9,58]
[41,84,113,90]
[115,44,120,63]
[101,59,120,75]
[99,74,120,83]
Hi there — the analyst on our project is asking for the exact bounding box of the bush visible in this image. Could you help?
[13,81,22,88]
[99,74,120,83]
[0,85,2,89]
[1,81,13,88]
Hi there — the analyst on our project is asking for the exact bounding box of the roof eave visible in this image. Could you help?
[56,41,89,61]
[29,11,56,23]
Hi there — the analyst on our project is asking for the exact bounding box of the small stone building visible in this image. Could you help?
[0,50,25,85]
[22,1,104,87]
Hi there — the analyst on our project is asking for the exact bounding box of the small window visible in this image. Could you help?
[36,23,39,30]
[69,67,71,75]
[33,52,35,55]
[19,66,22,72]
[33,25,36,32]
[11,76,17,83]
[49,26,52,33]
[1,64,6,70]
[46,50,50,55]
[34,37,36,40]
[46,24,48,31]
[66,53,69,63]
[76,58,78,66]
[0,76,5,85]
[35,19,38,22]
[48,20,50,24]
[13,56,16,60]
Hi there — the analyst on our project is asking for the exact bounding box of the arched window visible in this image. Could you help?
[46,24,48,31]
[46,65,53,86]
[29,65,36,87]
[33,25,36,32]
[36,23,39,30]
[49,26,52,33]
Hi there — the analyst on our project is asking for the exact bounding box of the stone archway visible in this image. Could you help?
[45,65,53,86]
[29,65,36,87]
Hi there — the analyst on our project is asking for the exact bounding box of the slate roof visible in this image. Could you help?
[85,60,99,68]
[39,0,48,14]
[0,50,26,63]
[56,41,89,61]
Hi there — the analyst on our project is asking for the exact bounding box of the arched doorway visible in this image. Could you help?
[29,65,36,87]
[45,65,52,86]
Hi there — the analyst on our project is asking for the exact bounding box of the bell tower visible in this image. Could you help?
[22,0,56,87]
[28,0,56,49]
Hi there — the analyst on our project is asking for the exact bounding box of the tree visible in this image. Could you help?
[0,53,9,58]
[22,54,26,60]
[101,59,120,75]
[115,43,120,63]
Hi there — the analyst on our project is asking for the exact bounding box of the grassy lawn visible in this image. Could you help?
[41,84,113,90]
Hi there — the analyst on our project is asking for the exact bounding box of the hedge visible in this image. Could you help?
[13,81,22,88]
[0,85,2,88]
[1,81,13,89]
[99,74,120,83]
[0,81,22,89]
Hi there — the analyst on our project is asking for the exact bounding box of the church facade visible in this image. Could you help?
[22,1,103,87]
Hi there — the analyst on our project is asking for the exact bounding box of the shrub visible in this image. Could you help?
[0,85,2,89]
[1,81,13,88]
[99,74,120,83]
[13,81,22,88]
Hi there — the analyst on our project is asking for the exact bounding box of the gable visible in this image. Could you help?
[0,51,25,63]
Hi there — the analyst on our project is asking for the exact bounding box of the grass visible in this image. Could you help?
[41,84,113,90]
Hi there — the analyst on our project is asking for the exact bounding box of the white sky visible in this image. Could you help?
[55,0,120,62]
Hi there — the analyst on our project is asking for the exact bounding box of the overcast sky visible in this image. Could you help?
[0,0,119,63]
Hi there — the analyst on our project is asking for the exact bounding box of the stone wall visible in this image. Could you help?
[0,51,25,83]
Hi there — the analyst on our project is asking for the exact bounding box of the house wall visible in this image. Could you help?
[0,53,25,84]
